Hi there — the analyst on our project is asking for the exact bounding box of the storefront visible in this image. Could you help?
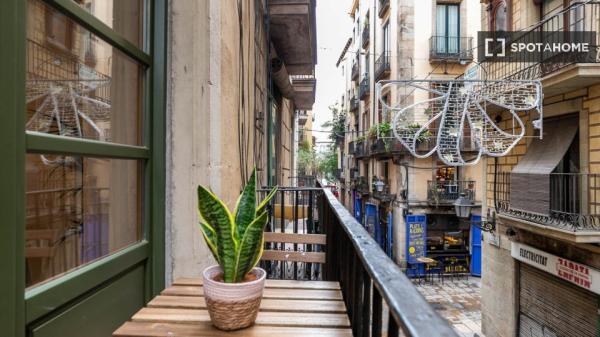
[512,242,599,337]
[406,213,481,276]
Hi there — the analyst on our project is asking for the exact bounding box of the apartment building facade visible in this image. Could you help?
[2,0,316,335]
[337,0,484,274]
[477,1,600,337]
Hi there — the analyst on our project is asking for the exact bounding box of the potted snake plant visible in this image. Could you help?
[197,169,277,330]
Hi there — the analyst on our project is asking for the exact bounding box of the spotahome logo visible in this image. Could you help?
[477,31,598,63]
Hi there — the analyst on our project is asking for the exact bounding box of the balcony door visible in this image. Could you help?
[436,3,460,55]
[1,0,167,336]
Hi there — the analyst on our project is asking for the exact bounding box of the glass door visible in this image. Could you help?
[1,0,167,336]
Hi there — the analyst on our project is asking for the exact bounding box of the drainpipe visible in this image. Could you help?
[266,1,274,187]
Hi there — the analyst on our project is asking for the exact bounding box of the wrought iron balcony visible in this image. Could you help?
[359,75,370,100]
[354,139,367,158]
[350,96,359,112]
[429,36,473,62]
[362,24,370,48]
[427,180,476,205]
[480,2,600,82]
[495,172,600,232]
[378,0,390,18]
[257,186,459,336]
[350,167,360,180]
[374,52,390,80]
[355,176,370,195]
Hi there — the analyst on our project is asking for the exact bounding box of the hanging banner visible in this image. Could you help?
[406,215,426,264]
[511,242,600,295]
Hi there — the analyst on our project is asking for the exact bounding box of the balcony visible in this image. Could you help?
[374,52,390,80]
[378,0,390,18]
[427,180,476,205]
[355,176,370,195]
[350,167,360,180]
[359,75,370,100]
[495,172,600,243]
[335,168,344,182]
[254,186,458,336]
[354,139,367,158]
[351,61,359,81]
[349,96,359,112]
[429,36,473,62]
[480,2,600,96]
[362,24,370,48]
[297,110,309,126]
[291,75,316,110]
[268,0,317,75]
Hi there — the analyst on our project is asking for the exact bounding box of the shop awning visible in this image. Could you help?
[510,115,578,214]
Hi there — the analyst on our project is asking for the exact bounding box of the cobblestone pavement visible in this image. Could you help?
[413,276,484,337]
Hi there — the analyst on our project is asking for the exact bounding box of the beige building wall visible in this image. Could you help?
[166,0,302,283]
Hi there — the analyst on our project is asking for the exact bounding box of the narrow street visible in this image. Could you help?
[414,278,484,337]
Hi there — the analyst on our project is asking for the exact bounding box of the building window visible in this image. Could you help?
[489,0,510,32]
[435,3,460,54]
[382,22,390,54]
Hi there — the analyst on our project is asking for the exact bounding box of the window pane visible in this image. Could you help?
[25,154,142,288]
[72,0,144,48]
[26,0,144,146]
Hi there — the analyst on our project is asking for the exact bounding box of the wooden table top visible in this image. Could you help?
[113,278,352,337]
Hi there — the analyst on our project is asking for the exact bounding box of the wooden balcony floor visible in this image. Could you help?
[113,278,351,337]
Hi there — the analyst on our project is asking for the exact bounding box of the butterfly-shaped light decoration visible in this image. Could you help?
[375,79,543,166]
[26,71,111,166]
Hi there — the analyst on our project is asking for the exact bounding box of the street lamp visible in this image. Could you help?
[374,179,385,193]
[454,192,473,218]
[454,191,497,232]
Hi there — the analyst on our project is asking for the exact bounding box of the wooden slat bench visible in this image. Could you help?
[113,278,351,337]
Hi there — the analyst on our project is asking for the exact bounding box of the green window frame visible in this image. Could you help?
[0,0,167,335]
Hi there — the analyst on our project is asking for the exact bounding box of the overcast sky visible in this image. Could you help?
[313,0,353,152]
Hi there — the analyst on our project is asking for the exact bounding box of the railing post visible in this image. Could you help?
[372,289,383,336]
[361,269,371,337]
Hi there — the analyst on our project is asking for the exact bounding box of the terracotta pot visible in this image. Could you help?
[202,265,266,331]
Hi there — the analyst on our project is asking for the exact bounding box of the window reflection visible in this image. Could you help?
[26,0,143,146]
[25,154,142,288]
[73,0,144,48]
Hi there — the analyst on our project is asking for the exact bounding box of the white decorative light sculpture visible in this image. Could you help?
[376,79,543,166]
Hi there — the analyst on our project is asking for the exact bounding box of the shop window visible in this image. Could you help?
[427,215,468,252]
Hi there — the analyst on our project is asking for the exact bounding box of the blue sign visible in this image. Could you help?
[365,203,378,236]
[406,215,427,264]
[471,215,482,277]
[354,194,362,222]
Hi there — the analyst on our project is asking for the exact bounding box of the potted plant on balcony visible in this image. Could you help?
[197,169,277,331]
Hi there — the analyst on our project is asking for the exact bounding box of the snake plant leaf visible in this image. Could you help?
[233,210,269,282]
[198,222,219,263]
[233,169,256,240]
[197,185,237,282]
[256,186,278,216]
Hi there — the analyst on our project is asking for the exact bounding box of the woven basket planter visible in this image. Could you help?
[202,265,266,331]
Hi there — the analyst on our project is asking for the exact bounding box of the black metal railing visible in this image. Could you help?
[429,36,473,61]
[351,61,359,80]
[258,187,324,280]
[362,24,370,48]
[349,140,356,155]
[359,75,370,100]
[480,2,600,81]
[335,168,344,181]
[319,189,459,337]
[350,96,359,111]
[378,0,390,17]
[375,52,391,79]
[355,176,370,195]
[350,167,360,180]
[355,139,367,158]
[495,172,600,230]
[427,180,476,204]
